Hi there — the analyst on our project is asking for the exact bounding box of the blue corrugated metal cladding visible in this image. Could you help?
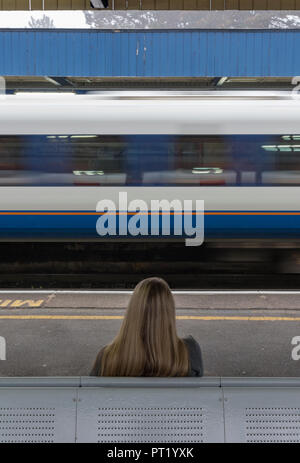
[0,29,298,77]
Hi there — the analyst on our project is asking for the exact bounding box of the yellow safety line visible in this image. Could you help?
[0,315,300,321]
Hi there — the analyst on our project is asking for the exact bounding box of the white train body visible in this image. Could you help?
[0,92,298,240]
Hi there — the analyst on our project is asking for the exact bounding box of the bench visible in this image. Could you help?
[0,377,299,443]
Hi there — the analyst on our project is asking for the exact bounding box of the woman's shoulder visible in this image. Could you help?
[182,335,203,377]
[90,347,105,376]
[183,335,200,350]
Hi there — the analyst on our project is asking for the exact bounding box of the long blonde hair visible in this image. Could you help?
[99,277,189,376]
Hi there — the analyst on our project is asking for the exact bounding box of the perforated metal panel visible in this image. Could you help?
[0,407,56,443]
[77,387,224,443]
[97,406,205,443]
[223,387,300,443]
[245,407,300,443]
[0,388,77,443]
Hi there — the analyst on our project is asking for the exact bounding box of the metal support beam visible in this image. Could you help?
[46,77,74,87]
[212,77,228,87]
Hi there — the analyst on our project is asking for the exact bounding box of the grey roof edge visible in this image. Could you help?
[221,377,300,387]
[0,377,299,387]
[0,377,81,387]
[80,376,222,387]
[1,10,300,30]
[0,376,221,388]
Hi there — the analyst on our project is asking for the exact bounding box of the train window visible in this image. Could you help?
[0,134,299,186]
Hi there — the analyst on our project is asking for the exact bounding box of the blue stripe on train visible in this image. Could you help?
[0,211,298,239]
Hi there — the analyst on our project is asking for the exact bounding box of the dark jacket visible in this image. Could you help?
[184,335,203,377]
[90,335,203,377]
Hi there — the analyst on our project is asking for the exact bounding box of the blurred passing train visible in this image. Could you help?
[0,91,300,241]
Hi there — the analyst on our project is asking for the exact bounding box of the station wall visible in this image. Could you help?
[0,29,298,77]
[2,0,300,10]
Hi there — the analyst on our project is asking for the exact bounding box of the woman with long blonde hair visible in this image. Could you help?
[90,277,203,377]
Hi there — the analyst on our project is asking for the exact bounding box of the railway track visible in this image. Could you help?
[1,272,300,289]
[0,242,299,289]
[0,243,300,289]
